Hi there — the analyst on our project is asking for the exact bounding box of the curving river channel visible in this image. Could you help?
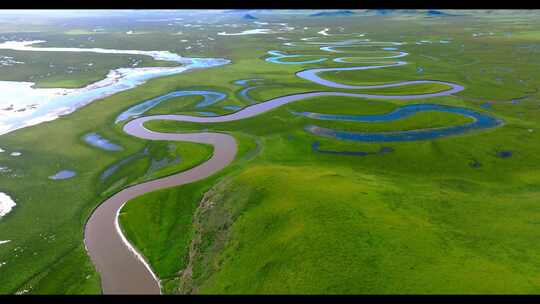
[84,38,501,294]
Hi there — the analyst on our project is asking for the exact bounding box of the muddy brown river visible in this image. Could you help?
[84,119,237,294]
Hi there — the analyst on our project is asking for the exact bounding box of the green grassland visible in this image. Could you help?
[0,49,177,88]
[142,91,540,293]
[0,11,540,295]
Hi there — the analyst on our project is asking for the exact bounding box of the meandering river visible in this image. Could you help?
[0,37,500,294]
[82,38,504,294]
[0,40,229,135]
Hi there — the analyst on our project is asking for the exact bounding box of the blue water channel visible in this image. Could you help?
[223,105,243,111]
[48,170,76,180]
[294,103,503,142]
[234,78,265,104]
[265,50,328,65]
[234,78,263,86]
[115,90,227,123]
[83,133,124,151]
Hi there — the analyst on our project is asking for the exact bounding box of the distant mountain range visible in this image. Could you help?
[364,9,462,17]
[219,9,468,18]
[426,10,460,16]
[309,10,356,17]
[365,9,395,15]
[243,14,257,20]
[224,9,273,14]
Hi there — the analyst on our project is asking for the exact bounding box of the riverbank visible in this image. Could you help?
[0,40,229,135]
